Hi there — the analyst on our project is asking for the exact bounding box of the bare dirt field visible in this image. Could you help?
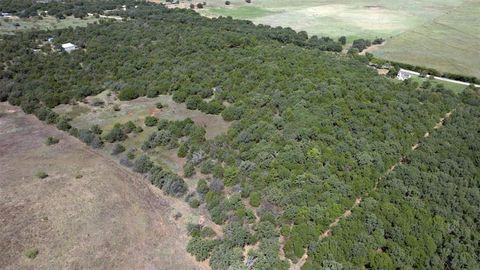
[0,103,209,270]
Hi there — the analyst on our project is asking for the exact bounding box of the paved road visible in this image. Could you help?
[400,69,480,88]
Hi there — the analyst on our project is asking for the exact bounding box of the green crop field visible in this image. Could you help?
[195,0,478,78]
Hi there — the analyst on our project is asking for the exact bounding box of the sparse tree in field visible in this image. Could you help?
[111,143,126,155]
[36,171,48,179]
[46,136,59,145]
[144,116,158,127]
[225,1,231,5]
[163,174,188,196]
[177,143,189,158]
[127,149,136,160]
[123,121,136,133]
[372,37,384,45]
[196,3,204,8]
[119,155,133,167]
[189,198,201,208]
[196,178,210,195]
[105,126,127,143]
[90,136,104,148]
[350,38,371,52]
[90,124,103,135]
[338,36,347,45]
[56,117,71,131]
[187,223,203,237]
[133,155,153,173]
[157,119,170,130]
[24,248,39,259]
[183,162,196,178]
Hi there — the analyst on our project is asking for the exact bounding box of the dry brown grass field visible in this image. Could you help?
[0,103,209,270]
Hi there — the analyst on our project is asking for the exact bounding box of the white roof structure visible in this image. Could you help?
[397,69,412,81]
[61,43,78,53]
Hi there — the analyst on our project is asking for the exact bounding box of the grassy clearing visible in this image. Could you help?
[192,0,478,77]
[196,0,463,39]
[204,6,278,19]
[55,92,230,140]
[373,0,480,78]
[54,92,230,173]
[0,16,98,35]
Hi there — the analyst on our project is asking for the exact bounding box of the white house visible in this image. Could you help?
[397,70,412,81]
[61,43,78,53]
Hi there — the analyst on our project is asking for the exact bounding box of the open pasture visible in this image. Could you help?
[54,92,230,173]
[0,103,208,270]
[193,0,478,78]
[0,16,98,35]
[198,0,462,39]
[373,0,480,78]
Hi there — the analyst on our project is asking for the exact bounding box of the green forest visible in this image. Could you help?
[305,106,479,269]
[1,1,478,269]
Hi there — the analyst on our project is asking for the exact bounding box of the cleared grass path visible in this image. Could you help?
[289,110,455,270]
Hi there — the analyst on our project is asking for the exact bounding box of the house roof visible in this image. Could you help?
[61,43,76,48]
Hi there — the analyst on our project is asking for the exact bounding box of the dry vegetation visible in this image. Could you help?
[53,92,231,174]
[0,103,209,270]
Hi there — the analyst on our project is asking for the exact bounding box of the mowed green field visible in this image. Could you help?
[196,0,478,77]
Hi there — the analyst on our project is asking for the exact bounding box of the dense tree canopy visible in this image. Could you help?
[305,105,480,269]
